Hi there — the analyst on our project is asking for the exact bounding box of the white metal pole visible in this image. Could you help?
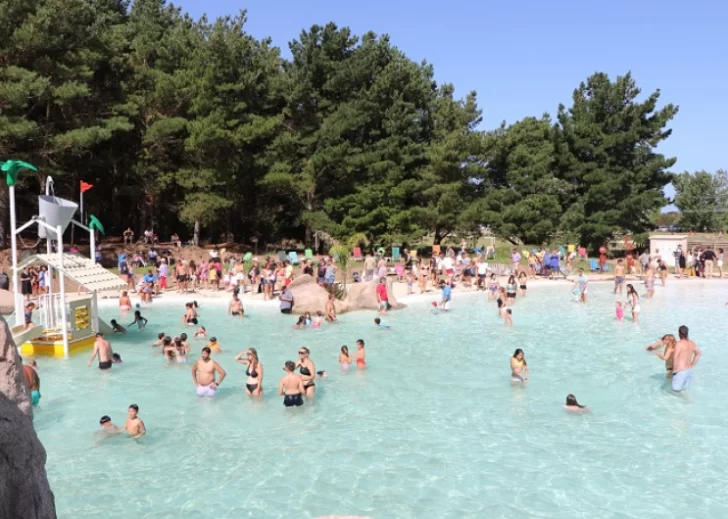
[57,224,69,357]
[92,291,99,332]
[46,234,53,297]
[90,225,96,264]
[9,185,23,327]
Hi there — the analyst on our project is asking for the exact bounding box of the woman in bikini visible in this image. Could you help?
[418,257,430,294]
[517,272,528,297]
[506,275,517,304]
[510,349,528,384]
[338,345,352,370]
[235,348,263,397]
[182,302,198,325]
[487,273,500,300]
[295,347,316,399]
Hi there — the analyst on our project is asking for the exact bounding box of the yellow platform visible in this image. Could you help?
[21,333,96,358]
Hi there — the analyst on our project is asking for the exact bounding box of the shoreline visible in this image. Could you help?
[95,274,725,310]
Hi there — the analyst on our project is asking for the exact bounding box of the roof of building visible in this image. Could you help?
[16,254,125,292]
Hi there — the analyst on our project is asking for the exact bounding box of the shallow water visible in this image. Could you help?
[34,281,728,518]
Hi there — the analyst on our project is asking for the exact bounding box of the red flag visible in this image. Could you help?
[80,181,93,193]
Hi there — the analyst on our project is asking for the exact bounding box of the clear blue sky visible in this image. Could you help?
[178,0,727,200]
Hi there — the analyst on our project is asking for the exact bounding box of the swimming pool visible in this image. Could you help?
[34,281,728,518]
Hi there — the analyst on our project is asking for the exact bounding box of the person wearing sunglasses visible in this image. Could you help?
[295,347,316,399]
[235,348,263,397]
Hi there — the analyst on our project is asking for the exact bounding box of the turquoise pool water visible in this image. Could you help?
[34,282,728,518]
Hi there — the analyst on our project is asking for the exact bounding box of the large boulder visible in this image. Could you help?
[345,278,404,312]
[0,316,57,519]
[288,275,349,315]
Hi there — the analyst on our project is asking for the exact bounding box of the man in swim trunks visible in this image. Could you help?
[192,346,226,397]
[278,360,305,407]
[228,294,244,317]
[88,333,114,369]
[376,278,389,314]
[614,259,625,294]
[175,261,188,293]
[671,325,701,392]
[21,357,41,406]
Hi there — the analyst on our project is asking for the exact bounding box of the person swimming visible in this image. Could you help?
[564,394,589,413]
[304,312,312,325]
[510,349,527,383]
[110,319,127,333]
[183,302,198,325]
[194,326,208,338]
[294,316,307,329]
[339,345,352,370]
[355,339,366,368]
[112,353,123,364]
[207,337,221,353]
[175,336,189,363]
[152,332,165,346]
[311,311,323,328]
[128,310,148,330]
[374,317,390,329]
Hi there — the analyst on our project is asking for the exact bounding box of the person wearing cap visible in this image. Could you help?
[206,337,221,353]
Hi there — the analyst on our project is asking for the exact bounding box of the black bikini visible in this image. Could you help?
[246,365,259,393]
[299,365,315,388]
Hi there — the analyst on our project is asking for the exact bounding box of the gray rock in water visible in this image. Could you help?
[0,315,57,519]
[346,277,404,312]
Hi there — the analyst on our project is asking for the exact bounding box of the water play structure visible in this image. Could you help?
[2,160,123,357]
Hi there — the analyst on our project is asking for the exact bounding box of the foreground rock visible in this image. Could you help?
[0,316,57,519]
[346,278,404,311]
[288,275,349,315]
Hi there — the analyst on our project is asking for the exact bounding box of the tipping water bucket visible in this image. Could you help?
[38,195,78,240]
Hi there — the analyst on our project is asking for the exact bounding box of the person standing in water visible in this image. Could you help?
[510,349,528,384]
[21,357,41,405]
[279,360,305,407]
[338,345,352,370]
[646,334,676,379]
[88,333,114,369]
[295,347,316,399]
[576,269,588,304]
[626,284,640,323]
[614,259,625,294]
[671,325,701,392]
[192,347,226,397]
[355,339,366,369]
[235,348,263,397]
[119,404,146,440]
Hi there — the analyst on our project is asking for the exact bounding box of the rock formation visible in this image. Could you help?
[0,315,57,519]
[346,278,404,312]
[288,274,349,315]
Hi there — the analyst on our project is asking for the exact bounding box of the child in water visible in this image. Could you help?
[430,301,440,314]
[374,317,390,329]
[355,339,366,368]
[207,337,221,353]
[311,311,323,328]
[294,316,307,329]
[504,308,513,327]
[194,326,208,338]
[304,312,312,325]
[128,310,148,330]
[615,301,625,321]
[152,332,165,346]
[110,319,127,334]
[564,394,589,413]
[339,345,352,370]
[112,353,123,364]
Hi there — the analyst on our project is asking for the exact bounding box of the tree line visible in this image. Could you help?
[0,0,680,252]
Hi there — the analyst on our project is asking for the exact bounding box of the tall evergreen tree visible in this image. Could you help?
[555,72,678,250]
